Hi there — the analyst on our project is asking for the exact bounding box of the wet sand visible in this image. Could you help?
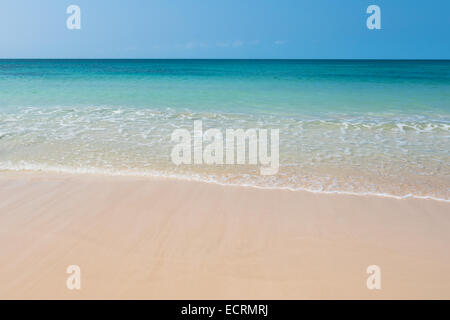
[0,172,449,299]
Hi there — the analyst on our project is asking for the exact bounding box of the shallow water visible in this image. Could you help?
[0,59,449,200]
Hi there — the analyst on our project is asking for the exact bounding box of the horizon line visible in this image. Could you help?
[1,58,449,61]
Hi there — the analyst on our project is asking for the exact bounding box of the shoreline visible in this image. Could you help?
[1,168,448,203]
[0,171,449,299]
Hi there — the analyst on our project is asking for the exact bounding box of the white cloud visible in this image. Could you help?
[232,40,244,48]
[160,40,255,50]
[121,46,137,52]
[183,41,208,50]
[215,40,251,48]
[216,41,230,48]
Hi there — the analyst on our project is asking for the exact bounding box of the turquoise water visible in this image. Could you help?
[0,60,449,199]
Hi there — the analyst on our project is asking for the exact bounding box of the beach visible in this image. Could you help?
[0,171,449,299]
[0,59,449,299]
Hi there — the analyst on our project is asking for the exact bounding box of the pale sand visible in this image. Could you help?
[0,172,449,300]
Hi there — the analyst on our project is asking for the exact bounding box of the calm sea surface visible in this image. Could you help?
[0,60,449,200]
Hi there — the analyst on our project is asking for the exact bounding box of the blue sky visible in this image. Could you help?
[0,0,448,59]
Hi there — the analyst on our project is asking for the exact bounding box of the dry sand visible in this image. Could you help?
[0,171,449,299]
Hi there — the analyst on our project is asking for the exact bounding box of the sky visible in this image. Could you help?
[0,0,449,59]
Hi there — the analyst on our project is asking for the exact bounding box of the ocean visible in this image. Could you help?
[0,59,449,200]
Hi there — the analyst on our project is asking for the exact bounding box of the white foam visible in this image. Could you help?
[0,162,448,203]
[1,105,449,203]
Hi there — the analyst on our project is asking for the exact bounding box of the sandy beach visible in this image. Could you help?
[0,171,448,299]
